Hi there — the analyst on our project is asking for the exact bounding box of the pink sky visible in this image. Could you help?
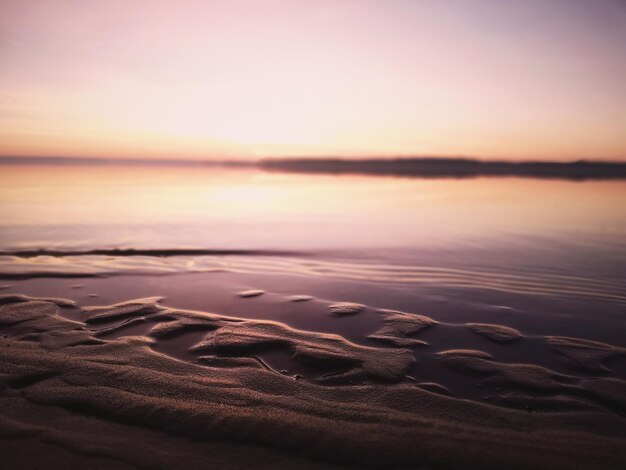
[1,0,625,161]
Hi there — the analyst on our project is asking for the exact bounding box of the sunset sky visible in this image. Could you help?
[1,0,625,161]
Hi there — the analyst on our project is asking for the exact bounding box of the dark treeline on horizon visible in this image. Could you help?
[261,158,626,180]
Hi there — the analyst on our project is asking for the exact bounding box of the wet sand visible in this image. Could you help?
[1,287,625,469]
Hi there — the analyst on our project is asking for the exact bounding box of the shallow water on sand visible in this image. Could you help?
[1,163,625,402]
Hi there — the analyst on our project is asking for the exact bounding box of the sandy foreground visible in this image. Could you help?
[1,293,625,469]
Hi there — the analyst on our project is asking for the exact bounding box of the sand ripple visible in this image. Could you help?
[1,295,626,468]
[2,254,625,305]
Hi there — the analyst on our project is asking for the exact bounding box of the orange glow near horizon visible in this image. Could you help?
[1,1,626,161]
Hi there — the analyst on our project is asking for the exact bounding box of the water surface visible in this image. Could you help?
[2,162,626,397]
[1,163,625,341]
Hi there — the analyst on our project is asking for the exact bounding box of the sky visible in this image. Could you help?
[1,0,625,161]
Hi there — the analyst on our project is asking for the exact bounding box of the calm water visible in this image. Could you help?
[1,163,625,251]
[1,163,625,338]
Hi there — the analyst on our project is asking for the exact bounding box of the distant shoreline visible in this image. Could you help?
[0,156,251,167]
[2,155,626,180]
[259,157,626,180]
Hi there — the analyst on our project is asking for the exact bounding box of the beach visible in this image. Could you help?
[3,1,626,466]
[1,290,625,469]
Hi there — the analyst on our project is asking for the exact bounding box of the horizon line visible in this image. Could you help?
[1,155,626,166]
[2,155,626,181]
